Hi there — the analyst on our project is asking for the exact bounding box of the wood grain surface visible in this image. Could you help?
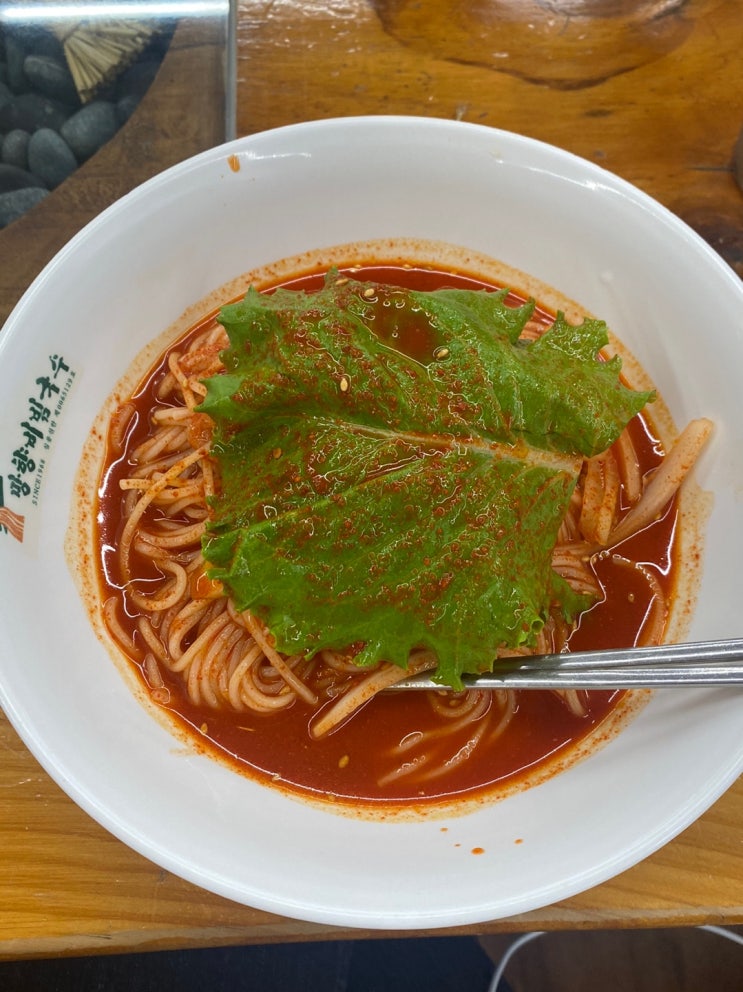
[1,0,742,961]
[235,0,743,279]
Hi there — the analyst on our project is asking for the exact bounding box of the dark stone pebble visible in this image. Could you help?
[0,80,11,113]
[0,162,46,193]
[116,94,140,126]
[0,91,71,133]
[0,186,48,227]
[18,29,65,61]
[28,128,76,188]
[1,129,31,170]
[60,100,118,161]
[4,34,28,93]
[23,54,80,107]
[4,23,62,55]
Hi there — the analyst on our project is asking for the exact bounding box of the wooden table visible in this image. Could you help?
[1,0,742,961]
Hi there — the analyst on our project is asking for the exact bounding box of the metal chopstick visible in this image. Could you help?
[387,638,743,691]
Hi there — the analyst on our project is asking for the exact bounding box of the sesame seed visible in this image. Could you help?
[433,346,450,360]
[362,287,376,299]
[340,376,350,392]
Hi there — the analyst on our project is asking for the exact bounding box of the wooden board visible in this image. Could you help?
[234,0,743,280]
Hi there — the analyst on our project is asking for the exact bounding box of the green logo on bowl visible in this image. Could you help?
[1,354,75,546]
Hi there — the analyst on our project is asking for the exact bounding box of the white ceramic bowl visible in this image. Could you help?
[1,117,742,929]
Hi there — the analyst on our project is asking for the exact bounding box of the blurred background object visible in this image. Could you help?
[0,1,230,324]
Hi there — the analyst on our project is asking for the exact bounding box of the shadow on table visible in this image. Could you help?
[0,936,503,992]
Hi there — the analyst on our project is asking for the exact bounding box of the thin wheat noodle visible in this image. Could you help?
[128,558,188,612]
[221,638,249,696]
[179,353,216,376]
[137,616,169,663]
[134,521,205,548]
[428,689,488,720]
[241,612,318,706]
[143,653,171,704]
[118,445,208,580]
[251,658,303,696]
[400,691,491,747]
[486,689,518,743]
[168,610,233,674]
[321,649,367,674]
[139,481,203,503]
[552,689,587,718]
[235,643,299,711]
[156,371,177,399]
[143,652,165,688]
[413,717,492,783]
[166,599,213,659]
[201,458,216,499]
[189,623,245,707]
[376,755,430,786]
[395,689,493,753]
[132,425,188,463]
[103,596,136,652]
[227,643,262,709]
[132,535,175,560]
[551,544,601,597]
[165,498,207,519]
[240,668,297,712]
[311,651,437,738]
[153,406,194,424]
[130,450,187,478]
[379,690,508,787]
[193,599,227,641]
[109,401,136,453]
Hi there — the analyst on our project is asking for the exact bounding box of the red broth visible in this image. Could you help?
[96,264,675,808]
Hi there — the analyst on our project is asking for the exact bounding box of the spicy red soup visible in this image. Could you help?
[96,263,676,808]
